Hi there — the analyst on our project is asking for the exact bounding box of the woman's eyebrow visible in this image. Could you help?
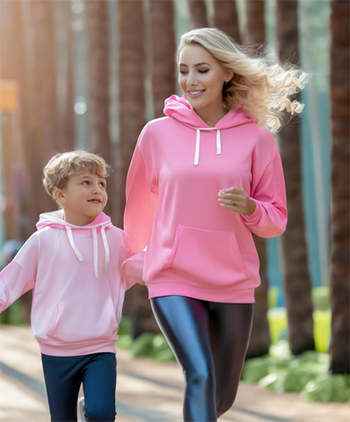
[179,62,211,67]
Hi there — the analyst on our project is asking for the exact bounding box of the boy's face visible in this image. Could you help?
[55,170,108,226]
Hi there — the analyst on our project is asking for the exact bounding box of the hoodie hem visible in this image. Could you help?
[37,340,117,357]
[147,282,256,303]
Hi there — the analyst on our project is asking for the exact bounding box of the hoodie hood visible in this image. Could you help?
[37,210,112,278]
[164,95,258,165]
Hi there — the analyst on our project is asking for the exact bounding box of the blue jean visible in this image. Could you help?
[41,352,116,422]
[151,296,254,422]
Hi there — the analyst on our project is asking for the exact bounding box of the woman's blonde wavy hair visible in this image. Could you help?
[177,28,309,132]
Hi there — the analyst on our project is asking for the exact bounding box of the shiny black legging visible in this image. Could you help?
[150,296,254,422]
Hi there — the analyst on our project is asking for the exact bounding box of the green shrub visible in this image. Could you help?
[312,287,330,311]
[130,332,155,357]
[117,334,133,350]
[301,374,350,402]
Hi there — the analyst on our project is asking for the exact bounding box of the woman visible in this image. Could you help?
[124,28,307,421]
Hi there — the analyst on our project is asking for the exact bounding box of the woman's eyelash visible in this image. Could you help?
[179,69,209,74]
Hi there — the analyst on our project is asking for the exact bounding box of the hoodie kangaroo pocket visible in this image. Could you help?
[46,296,118,344]
[163,225,250,287]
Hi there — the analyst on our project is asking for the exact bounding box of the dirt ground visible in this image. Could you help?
[0,325,349,422]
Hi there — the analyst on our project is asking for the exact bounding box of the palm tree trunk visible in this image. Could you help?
[276,0,315,355]
[86,0,112,217]
[213,0,240,43]
[119,0,158,335]
[243,0,270,359]
[119,0,146,226]
[245,0,265,44]
[56,0,75,152]
[30,0,59,213]
[187,0,208,28]
[149,0,176,118]
[329,0,349,374]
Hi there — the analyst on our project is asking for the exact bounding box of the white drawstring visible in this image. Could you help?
[194,128,222,165]
[216,129,221,155]
[92,227,98,278]
[101,226,110,274]
[66,224,110,278]
[66,227,83,261]
[194,128,201,165]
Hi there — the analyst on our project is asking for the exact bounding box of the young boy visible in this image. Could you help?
[0,151,144,422]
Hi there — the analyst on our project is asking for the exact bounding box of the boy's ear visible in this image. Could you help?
[53,188,66,205]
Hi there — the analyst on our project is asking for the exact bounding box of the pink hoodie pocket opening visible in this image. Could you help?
[46,296,118,344]
[163,225,250,288]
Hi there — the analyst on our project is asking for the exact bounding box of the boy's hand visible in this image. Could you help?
[218,187,256,216]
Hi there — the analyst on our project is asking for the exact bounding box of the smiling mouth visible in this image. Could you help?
[88,199,102,204]
[187,90,205,97]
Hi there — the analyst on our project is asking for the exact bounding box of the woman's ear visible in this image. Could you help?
[225,70,234,83]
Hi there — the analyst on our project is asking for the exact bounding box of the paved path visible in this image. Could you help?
[0,325,349,422]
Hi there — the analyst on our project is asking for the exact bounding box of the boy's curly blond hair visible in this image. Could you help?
[43,151,111,198]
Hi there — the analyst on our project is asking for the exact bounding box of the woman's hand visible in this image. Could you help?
[218,187,256,216]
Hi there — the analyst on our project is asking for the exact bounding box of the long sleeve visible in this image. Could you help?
[240,140,287,238]
[0,234,39,312]
[124,126,158,253]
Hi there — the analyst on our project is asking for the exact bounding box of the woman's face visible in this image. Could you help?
[178,43,233,117]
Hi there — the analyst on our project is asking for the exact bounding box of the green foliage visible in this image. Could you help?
[117,334,133,350]
[151,334,176,362]
[130,333,156,358]
[242,341,348,402]
[312,287,330,311]
[118,317,131,336]
[0,300,24,325]
[301,374,350,403]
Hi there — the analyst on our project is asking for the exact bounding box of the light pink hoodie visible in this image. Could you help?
[124,95,287,303]
[0,210,144,356]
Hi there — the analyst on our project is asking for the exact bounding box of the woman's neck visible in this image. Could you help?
[194,103,228,127]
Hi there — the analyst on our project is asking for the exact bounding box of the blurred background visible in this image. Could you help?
[0,0,348,377]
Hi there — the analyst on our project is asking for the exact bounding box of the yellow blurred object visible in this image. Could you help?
[0,80,19,112]
[268,307,331,353]
[268,307,287,345]
[313,310,331,353]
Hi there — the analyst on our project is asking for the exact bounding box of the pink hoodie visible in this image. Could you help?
[0,210,144,356]
[124,95,287,303]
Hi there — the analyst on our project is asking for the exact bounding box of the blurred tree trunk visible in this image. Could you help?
[57,0,75,152]
[245,0,265,45]
[213,0,240,42]
[149,0,176,118]
[30,0,59,214]
[0,0,40,323]
[276,0,315,355]
[119,0,159,336]
[0,1,22,241]
[187,0,208,28]
[244,0,270,359]
[86,0,112,217]
[329,0,349,374]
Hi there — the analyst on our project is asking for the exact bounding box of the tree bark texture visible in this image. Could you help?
[86,0,112,216]
[57,0,75,152]
[119,0,146,226]
[329,0,350,374]
[187,0,208,28]
[244,0,270,358]
[213,0,241,43]
[149,0,176,118]
[27,0,59,215]
[245,0,266,45]
[276,0,315,355]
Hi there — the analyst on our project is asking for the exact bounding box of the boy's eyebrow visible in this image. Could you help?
[179,62,211,67]
[77,174,106,180]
